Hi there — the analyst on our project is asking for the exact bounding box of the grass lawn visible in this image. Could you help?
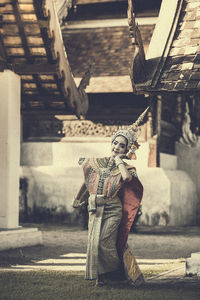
[0,271,199,300]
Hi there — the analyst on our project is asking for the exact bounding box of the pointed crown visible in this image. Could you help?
[112,106,149,150]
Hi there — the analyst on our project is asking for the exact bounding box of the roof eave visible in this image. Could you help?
[130,0,184,94]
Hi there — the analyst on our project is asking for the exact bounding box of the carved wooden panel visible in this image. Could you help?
[23,114,148,142]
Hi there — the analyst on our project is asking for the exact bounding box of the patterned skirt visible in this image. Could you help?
[85,194,143,284]
[85,195,122,280]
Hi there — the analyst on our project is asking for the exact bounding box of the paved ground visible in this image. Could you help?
[0,224,199,285]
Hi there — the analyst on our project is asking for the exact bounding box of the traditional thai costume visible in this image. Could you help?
[75,107,149,285]
[78,156,144,284]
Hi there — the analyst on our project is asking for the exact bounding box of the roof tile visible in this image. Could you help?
[186,2,200,11]
[193,63,200,68]
[169,48,183,56]
[169,64,182,71]
[167,56,184,64]
[180,20,195,29]
[160,81,176,90]
[190,72,200,80]
[189,38,199,46]
[64,25,154,79]
[191,28,200,38]
[167,72,180,81]
[175,28,193,39]
[186,80,199,89]
[182,54,196,62]
[184,11,196,21]
[196,10,200,17]
[194,53,200,61]
[184,46,198,55]
[179,70,191,80]
[174,81,187,90]
[194,20,200,27]
[153,0,200,91]
[181,62,194,70]
[172,38,190,47]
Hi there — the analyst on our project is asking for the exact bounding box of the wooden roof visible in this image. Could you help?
[130,0,200,94]
[63,20,155,92]
[0,0,89,116]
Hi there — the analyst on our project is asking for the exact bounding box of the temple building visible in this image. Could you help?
[60,0,199,228]
[19,0,161,228]
[0,0,199,252]
[128,0,200,277]
[0,0,89,249]
[128,0,200,225]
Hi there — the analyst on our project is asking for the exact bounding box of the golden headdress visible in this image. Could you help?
[112,106,149,159]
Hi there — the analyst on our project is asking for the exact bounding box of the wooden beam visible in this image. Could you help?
[33,0,46,20]
[33,0,56,63]
[22,94,66,103]
[32,74,50,109]
[13,63,57,74]
[12,0,34,63]
[0,34,9,62]
[53,73,70,110]
[53,74,65,97]
[22,107,73,114]
[39,27,55,63]
[22,92,71,112]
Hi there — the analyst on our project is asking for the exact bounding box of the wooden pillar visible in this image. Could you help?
[0,70,21,228]
[156,94,162,167]
[194,94,200,135]
[189,94,200,134]
[147,102,157,168]
[176,94,184,138]
[146,94,160,168]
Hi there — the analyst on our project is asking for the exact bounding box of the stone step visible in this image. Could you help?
[191,252,200,259]
[0,227,42,251]
[186,252,200,276]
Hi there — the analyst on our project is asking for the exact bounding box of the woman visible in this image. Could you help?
[74,108,148,287]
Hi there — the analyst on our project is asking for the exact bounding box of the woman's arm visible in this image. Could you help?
[75,182,87,200]
[73,182,88,208]
[114,155,132,182]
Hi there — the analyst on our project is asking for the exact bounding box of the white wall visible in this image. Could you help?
[21,139,150,169]
[176,142,200,223]
[20,140,198,226]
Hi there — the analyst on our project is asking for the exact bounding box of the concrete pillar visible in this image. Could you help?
[0,70,20,229]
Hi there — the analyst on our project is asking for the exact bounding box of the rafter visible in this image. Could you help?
[0,0,89,115]
[13,63,57,74]
[33,0,56,63]
[21,94,66,103]
[12,0,34,63]
[32,73,50,109]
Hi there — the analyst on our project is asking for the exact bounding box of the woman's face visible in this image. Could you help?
[111,135,127,158]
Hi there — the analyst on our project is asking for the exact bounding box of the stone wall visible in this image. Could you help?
[138,168,197,226]
[176,142,200,224]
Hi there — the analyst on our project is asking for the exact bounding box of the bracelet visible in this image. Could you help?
[115,157,122,164]
[115,157,123,167]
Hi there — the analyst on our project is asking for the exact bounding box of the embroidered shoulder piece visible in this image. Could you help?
[78,157,86,165]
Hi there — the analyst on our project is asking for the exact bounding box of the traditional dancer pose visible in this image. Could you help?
[74,108,148,287]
